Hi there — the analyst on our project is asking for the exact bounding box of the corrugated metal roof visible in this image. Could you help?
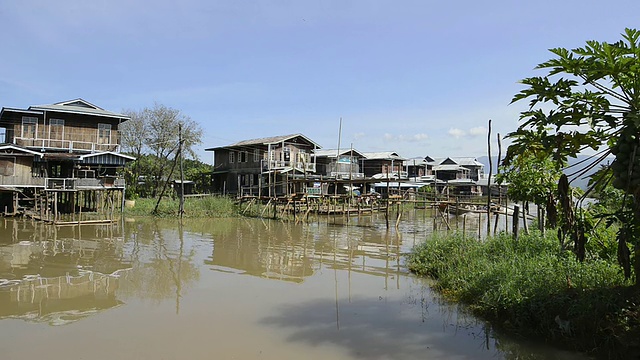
[206,133,321,151]
[80,151,135,161]
[80,154,125,166]
[313,148,365,158]
[450,157,484,166]
[435,164,467,171]
[79,152,136,166]
[29,99,129,120]
[362,151,406,161]
[428,157,483,167]
[0,145,43,157]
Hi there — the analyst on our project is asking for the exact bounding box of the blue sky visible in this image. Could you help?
[2,1,639,164]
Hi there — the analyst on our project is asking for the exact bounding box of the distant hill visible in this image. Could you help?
[476,155,612,190]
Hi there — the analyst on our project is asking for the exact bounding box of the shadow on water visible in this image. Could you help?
[259,295,591,360]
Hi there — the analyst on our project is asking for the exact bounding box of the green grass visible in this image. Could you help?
[124,196,240,218]
[407,232,639,357]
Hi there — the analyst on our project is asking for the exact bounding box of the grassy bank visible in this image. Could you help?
[124,196,240,217]
[407,232,640,358]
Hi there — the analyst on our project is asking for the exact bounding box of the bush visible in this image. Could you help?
[124,196,239,218]
[407,231,638,356]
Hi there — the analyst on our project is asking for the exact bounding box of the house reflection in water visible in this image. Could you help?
[205,222,316,283]
[0,269,127,326]
[203,219,404,286]
[0,220,131,325]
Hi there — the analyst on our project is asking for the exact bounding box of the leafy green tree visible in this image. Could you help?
[183,158,213,193]
[507,28,640,284]
[120,103,203,199]
[498,152,561,208]
[497,151,562,233]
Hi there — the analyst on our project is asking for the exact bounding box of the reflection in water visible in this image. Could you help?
[0,269,126,326]
[0,214,590,360]
[0,219,130,325]
[119,219,201,313]
[205,219,316,282]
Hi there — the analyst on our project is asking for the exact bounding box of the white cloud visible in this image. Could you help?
[353,132,365,140]
[383,133,395,141]
[468,126,487,136]
[448,128,465,138]
[382,133,428,143]
[412,133,428,141]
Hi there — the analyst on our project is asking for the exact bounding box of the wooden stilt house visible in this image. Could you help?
[206,134,320,197]
[0,99,134,219]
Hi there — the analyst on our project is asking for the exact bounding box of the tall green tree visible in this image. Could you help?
[497,151,562,232]
[507,28,640,284]
[120,103,203,198]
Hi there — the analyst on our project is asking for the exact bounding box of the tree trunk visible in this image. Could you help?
[635,244,639,287]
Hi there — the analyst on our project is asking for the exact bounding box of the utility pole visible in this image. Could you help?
[179,123,185,218]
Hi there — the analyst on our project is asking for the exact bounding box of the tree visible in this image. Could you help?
[497,151,562,233]
[120,103,203,198]
[121,108,148,198]
[507,28,640,284]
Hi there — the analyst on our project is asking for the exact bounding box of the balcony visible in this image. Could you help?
[262,160,316,173]
[0,176,46,187]
[330,171,365,180]
[46,177,126,190]
[14,137,120,153]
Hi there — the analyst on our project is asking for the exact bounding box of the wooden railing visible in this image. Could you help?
[46,177,126,190]
[13,137,120,153]
[0,176,46,187]
[262,160,316,172]
[330,171,365,179]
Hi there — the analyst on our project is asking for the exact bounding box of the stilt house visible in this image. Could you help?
[0,99,134,217]
[313,148,365,180]
[206,134,320,196]
[361,152,406,179]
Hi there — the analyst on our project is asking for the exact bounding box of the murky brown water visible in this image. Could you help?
[0,212,589,360]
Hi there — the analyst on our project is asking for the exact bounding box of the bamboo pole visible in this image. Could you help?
[486,119,493,237]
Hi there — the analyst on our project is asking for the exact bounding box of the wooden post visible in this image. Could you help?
[486,119,493,237]
[512,205,520,239]
[385,167,390,229]
[54,193,58,223]
[272,198,277,219]
[462,214,466,235]
[179,123,185,218]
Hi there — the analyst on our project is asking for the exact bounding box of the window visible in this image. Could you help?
[98,123,111,144]
[229,151,235,163]
[50,118,64,140]
[253,149,260,162]
[239,151,247,163]
[298,149,307,162]
[0,156,14,176]
[283,147,291,162]
[21,117,38,138]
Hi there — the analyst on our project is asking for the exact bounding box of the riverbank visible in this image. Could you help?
[407,232,640,359]
[124,196,240,217]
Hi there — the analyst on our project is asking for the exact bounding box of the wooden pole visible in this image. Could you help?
[385,167,390,229]
[513,205,520,239]
[462,214,466,235]
[54,193,58,223]
[179,123,185,218]
[493,133,502,235]
[486,119,493,237]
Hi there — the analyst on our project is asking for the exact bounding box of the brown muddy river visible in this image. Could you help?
[0,212,589,360]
